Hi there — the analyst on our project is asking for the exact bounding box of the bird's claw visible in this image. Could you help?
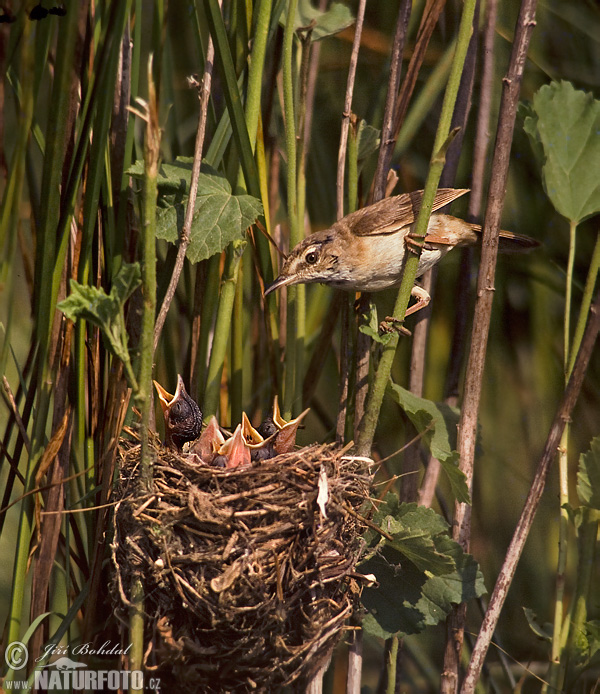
[379,317,412,336]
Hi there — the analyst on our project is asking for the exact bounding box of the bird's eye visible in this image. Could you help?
[305,251,318,265]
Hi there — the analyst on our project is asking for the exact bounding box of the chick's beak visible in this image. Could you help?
[153,374,186,415]
[153,380,174,416]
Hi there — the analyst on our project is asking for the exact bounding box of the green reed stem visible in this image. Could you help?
[282,0,300,419]
[137,59,160,491]
[356,0,476,456]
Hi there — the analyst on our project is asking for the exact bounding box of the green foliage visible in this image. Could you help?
[359,495,485,639]
[577,435,600,510]
[358,299,394,345]
[522,81,600,224]
[58,263,141,383]
[523,606,553,641]
[282,0,354,41]
[128,158,263,263]
[387,382,470,503]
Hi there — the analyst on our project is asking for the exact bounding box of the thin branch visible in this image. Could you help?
[334,0,367,443]
[371,0,412,204]
[421,0,499,510]
[153,45,215,353]
[461,289,600,694]
[335,0,367,220]
[441,1,539,690]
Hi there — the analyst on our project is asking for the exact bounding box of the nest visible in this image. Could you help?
[111,434,372,692]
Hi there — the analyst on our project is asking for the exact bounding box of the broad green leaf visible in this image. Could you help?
[129,158,263,264]
[522,81,600,224]
[57,263,141,363]
[360,532,485,639]
[387,382,470,503]
[282,0,355,41]
[374,503,453,576]
[578,435,600,509]
[371,496,450,537]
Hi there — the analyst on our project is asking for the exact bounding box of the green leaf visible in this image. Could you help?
[357,120,381,176]
[577,435,600,509]
[522,81,600,224]
[282,0,355,41]
[387,382,470,503]
[129,159,263,263]
[357,299,394,345]
[523,607,553,641]
[57,263,141,363]
[359,525,485,639]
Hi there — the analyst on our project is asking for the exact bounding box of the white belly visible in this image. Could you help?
[329,233,451,292]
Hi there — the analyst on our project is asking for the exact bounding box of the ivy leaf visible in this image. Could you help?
[577,435,600,510]
[359,503,485,639]
[522,81,600,224]
[128,158,263,263]
[282,0,355,41]
[387,382,470,503]
[58,263,141,364]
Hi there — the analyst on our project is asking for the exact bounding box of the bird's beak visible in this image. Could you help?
[264,273,297,296]
[153,374,186,415]
[274,407,310,455]
[153,380,174,415]
[272,395,286,429]
[218,424,251,469]
[241,412,264,445]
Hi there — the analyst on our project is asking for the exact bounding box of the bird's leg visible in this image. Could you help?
[380,285,431,334]
[404,284,431,316]
[405,232,455,253]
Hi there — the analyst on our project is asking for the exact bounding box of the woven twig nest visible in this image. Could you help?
[111,434,372,692]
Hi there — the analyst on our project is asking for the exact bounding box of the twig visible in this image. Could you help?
[416,1,481,507]
[153,49,215,353]
[461,289,600,693]
[441,1,539,690]
[334,0,367,444]
[335,0,367,219]
[371,0,412,204]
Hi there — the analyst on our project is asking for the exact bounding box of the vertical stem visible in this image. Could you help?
[128,578,144,694]
[563,508,600,688]
[282,0,300,419]
[385,636,400,694]
[443,0,538,687]
[138,58,160,491]
[460,290,600,694]
[336,0,367,218]
[371,0,412,203]
[356,0,478,458]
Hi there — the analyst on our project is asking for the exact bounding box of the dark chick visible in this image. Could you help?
[154,375,203,451]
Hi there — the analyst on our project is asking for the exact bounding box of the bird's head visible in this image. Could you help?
[264,231,342,295]
[154,375,203,450]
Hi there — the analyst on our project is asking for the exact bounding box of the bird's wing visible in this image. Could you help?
[349,188,469,236]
